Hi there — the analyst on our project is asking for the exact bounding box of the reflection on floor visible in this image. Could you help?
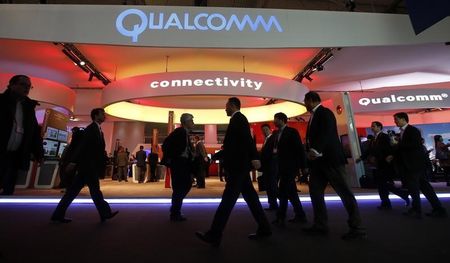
[11,176,450,198]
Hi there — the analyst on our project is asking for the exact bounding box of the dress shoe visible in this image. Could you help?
[302,225,329,236]
[377,204,392,210]
[425,208,448,218]
[170,215,187,222]
[402,209,422,219]
[248,230,272,240]
[341,228,367,241]
[51,216,72,223]
[271,218,286,227]
[195,231,221,247]
[288,215,307,223]
[101,211,119,222]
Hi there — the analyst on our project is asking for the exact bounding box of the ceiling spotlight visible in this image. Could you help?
[79,61,86,66]
[305,75,313,82]
[88,73,94,81]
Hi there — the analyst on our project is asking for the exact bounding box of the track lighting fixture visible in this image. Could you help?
[293,48,339,83]
[55,42,111,85]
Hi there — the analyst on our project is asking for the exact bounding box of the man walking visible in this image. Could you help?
[51,108,118,223]
[388,112,447,218]
[196,97,271,246]
[260,123,278,210]
[359,121,409,210]
[162,113,195,221]
[302,91,366,240]
[271,112,307,226]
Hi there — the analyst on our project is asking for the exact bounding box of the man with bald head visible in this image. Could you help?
[0,75,43,195]
[162,113,196,221]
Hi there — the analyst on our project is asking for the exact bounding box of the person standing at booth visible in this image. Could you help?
[193,135,208,189]
[116,146,129,182]
[434,135,450,186]
[147,144,159,182]
[51,108,118,223]
[135,145,147,183]
[161,113,195,221]
[387,112,447,218]
[196,97,271,246]
[302,91,366,240]
[0,75,43,195]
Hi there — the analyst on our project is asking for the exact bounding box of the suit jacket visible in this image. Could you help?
[371,132,393,170]
[223,111,258,173]
[148,152,159,165]
[195,141,207,159]
[274,126,306,173]
[70,122,107,174]
[0,89,43,170]
[162,127,191,162]
[306,105,346,166]
[395,125,426,172]
[260,134,275,174]
[135,150,147,167]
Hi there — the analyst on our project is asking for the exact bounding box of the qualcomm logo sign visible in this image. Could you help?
[116,8,283,42]
[358,93,449,106]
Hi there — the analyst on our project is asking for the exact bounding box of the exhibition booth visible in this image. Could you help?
[1,4,450,193]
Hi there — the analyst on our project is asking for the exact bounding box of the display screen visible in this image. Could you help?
[43,139,59,157]
[46,127,58,140]
[57,142,67,158]
[57,130,68,142]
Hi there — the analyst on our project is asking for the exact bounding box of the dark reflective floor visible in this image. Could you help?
[1,198,449,263]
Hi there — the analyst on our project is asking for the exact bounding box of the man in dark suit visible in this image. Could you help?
[51,108,118,223]
[359,121,409,210]
[302,91,366,240]
[0,75,43,195]
[196,97,271,246]
[147,144,159,182]
[162,113,195,221]
[135,145,147,183]
[259,123,278,210]
[388,112,447,218]
[271,112,307,226]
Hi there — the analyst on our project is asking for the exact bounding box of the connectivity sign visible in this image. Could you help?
[116,8,284,42]
[351,89,450,112]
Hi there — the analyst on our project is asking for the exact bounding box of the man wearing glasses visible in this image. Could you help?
[0,75,43,195]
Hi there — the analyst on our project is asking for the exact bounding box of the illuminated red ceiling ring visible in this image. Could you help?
[0,73,76,115]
